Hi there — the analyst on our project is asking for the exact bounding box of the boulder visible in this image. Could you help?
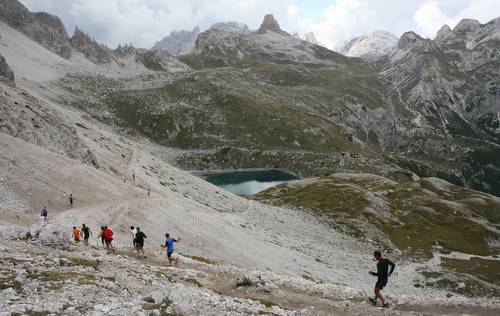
[236,274,266,287]
[0,52,15,86]
[26,223,70,249]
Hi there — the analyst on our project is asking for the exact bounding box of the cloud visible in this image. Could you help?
[299,0,388,49]
[287,4,299,17]
[414,1,456,38]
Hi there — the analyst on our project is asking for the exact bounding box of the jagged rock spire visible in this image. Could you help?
[257,14,289,36]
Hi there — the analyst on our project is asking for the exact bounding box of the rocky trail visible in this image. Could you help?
[2,224,499,316]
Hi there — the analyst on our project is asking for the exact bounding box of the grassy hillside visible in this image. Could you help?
[254,173,500,296]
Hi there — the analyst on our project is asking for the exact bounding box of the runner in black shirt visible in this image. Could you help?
[369,250,395,308]
[134,227,147,258]
[82,224,91,246]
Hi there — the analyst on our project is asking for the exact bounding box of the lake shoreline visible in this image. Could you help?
[189,168,301,179]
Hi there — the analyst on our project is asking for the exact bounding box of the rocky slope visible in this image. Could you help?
[0,0,72,59]
[335,31,398,61]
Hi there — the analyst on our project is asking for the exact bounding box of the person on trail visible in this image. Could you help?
[134,227,147,258]
[132,173,136,182]
[369,250,395,308]
[161,233,180,265]
[40,207,48,222]
[97,226,106,247]
[103,226,115,251]
[69,193,74,207]
[82,224,91,246]
[147,188,150,196]
[130,226,137,248]
[72,226,81,242]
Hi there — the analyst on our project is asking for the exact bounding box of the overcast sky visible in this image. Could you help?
[20,0,500,49]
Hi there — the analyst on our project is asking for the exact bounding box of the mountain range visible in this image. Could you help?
[0,0,500,313]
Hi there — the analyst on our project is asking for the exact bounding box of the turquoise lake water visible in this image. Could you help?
[203,169,298,195]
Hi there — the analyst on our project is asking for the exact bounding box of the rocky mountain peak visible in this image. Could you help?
[335,30,398,61]
[398,31,434,51]
[257,14,289,36]
[152,26,200,55]
[454,18,481,33]
[210,21,251,34]
[70,26,113,64]
[434,24,453,42]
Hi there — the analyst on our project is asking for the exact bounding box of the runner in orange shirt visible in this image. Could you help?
[72,226,81,242]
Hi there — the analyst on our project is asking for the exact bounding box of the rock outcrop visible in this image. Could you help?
[0,0,72,59]
[152,27,200,55]
[335,31,398,60]
[256,14,289,36]
[0,53,15,86]
[70,26,113,64]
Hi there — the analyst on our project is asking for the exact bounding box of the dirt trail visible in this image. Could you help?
[125,144,138,180]
[112,247,500,316]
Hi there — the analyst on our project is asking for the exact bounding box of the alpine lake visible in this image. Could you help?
[200,169,299,195]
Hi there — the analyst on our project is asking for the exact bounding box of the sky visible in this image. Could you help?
[20,0,500,49]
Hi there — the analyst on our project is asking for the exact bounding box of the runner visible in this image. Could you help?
[161,233,180,265]
[40,207,48,222]
[134,227,147,258]
[82,224,91,246]
[103,226,114,251]
[72,226,81,242]
[129,226,137,248]
[97,226,106,247]
[369,250,395,308]
[69,193,74,207]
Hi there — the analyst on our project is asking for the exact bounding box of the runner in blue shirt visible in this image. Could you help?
[162,233,180,265]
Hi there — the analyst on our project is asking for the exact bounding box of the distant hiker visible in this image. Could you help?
[69,193,74,207]
[134,227,147,258]
[132,173,136,182]
[97,226,106,247]
[147,188,150,196]
[82,224,91,246]
[123,177,126,183]
[103,226,115,251]
[40,207,48,222]
[130,225,137,248]
[72,226,81,242]
[369,250,395,308]
[161,233,180,265]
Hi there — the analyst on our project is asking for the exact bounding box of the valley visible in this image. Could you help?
[0,0,499,314]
